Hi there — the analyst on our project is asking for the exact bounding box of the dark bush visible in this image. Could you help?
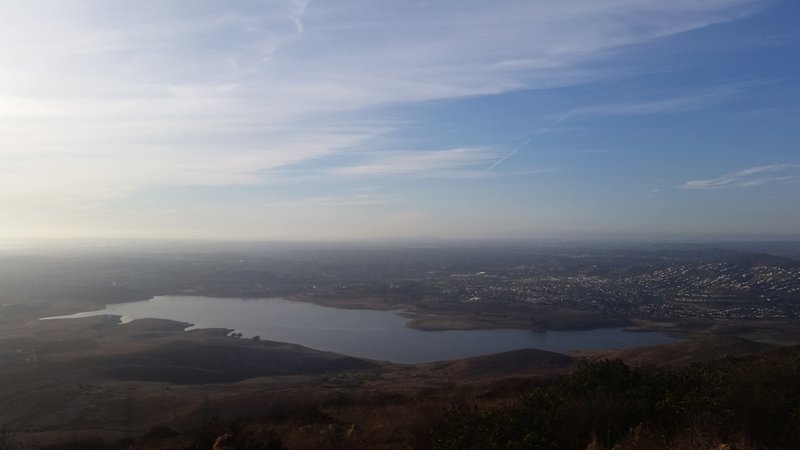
[432,347,800,449]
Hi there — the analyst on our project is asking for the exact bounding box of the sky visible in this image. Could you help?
[1,0,798,242]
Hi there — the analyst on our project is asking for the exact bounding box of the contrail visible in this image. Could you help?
[486,137,532,171]
[538,112,571,134]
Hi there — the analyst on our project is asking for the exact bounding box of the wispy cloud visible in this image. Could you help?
[287,0,309,33]
[533,78,778,136]
[266,194,390,209]
[330,148,497,177]
[0,0,768,229]
[557,79,775,123]
[486,138,532,171]
[573,90,729,117]
[681,164,800,190]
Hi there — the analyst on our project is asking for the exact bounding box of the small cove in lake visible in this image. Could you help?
[42,295,675,363]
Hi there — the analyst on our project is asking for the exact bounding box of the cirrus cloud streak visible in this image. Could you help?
[681,164,800,190]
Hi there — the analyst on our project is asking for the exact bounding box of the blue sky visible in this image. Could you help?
[0,0,798,241]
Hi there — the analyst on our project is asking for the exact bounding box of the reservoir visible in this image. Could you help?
[42,295,675,363]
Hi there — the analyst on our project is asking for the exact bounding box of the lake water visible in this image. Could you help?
[42,295,675,363]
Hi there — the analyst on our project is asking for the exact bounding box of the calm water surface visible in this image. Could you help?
[42,295,675,363]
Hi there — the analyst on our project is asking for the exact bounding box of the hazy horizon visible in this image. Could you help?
[2,1,798,241]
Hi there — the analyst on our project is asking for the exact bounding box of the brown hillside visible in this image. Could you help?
[425,348,575,378]
[574,335,771,366]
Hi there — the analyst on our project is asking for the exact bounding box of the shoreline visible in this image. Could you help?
[29,292,800,343]
[286,293,639,332]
